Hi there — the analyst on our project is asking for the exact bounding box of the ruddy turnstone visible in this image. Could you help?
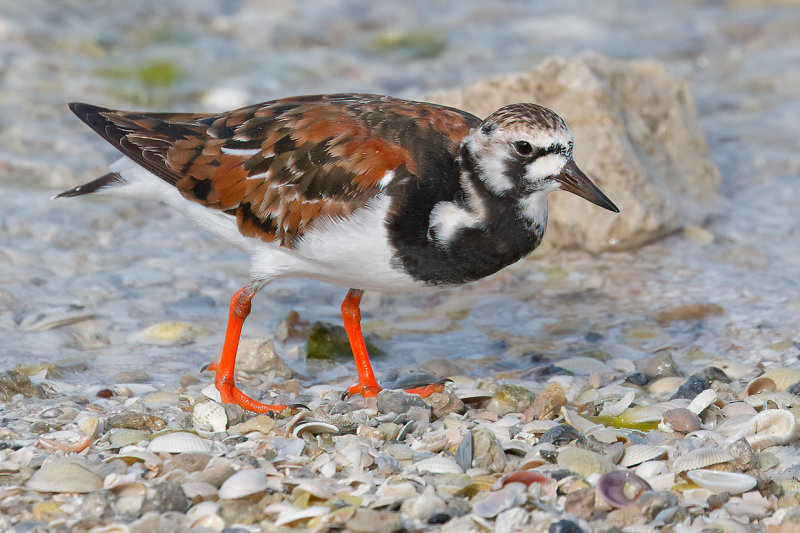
[59,93,618,413]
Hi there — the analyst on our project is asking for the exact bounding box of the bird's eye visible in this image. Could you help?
[514,141,533,156]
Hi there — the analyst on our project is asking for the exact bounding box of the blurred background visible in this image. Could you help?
[1,0,799,390]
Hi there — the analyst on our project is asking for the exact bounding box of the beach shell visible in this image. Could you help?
[273,505,330,526]
[686,469,757,494]
[618,404,669,424]
[557,447,614,477]
[26,458,103,493]
[745,377,776,396]
[597,470,652,507]
[661,408,701,433]
[686,389,717,415]
[192,401,227,433]
[147,432,212,454]
[292,420,340,438]
[634,460,669,479]
[561,408,598,432]
[455,430,473,471]
[553,356,612,375]
[743,392,800,409]
[672,446,734,473]
[112,446,163,468]
[749,409,797,449]
[414,455,462,474]
[598,389,636,417]
[472,482,527,518]
[218,469,268,499]
[721,402,757,418]
[619,444,667,467]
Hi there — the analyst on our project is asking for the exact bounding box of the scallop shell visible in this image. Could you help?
[671,446,734,473]
[686,389,717,415]
[618,404,669,424]
[686,469,757,494]
[619,445,668,467]
[557,447,614,477]
[219,469,268,499]
[192,401,227,433]
[147,432,212,454]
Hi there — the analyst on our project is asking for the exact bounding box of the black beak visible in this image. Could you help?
[555,160,619,213]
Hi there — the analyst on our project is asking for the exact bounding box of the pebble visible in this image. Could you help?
[486,384,535,415]
[526,382,568,420]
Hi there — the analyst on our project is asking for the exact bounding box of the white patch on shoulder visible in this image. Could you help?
[249,194,423,292]
[428,201,480,248]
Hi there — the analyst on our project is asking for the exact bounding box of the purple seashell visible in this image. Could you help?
[597,470,652,508]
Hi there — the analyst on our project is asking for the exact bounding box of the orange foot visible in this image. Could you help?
[203,362,288,413]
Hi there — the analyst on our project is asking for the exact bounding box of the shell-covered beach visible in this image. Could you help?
[1,1,800,531]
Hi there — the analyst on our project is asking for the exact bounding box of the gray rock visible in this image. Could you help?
[427,53,721,252]
[376,389,429,414]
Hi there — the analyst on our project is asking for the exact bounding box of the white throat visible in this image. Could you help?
[518,190,550,227]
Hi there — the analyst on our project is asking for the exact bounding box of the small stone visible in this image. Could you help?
[32,501,68,521]
[346,508,401,533]
[564,487,595,519]
[638,352,679,379]
[694,366,730,384]
[114,369,151,383]
[141,391,180,406]
[636,491,679,521]
[471,427,507,473]
[135,321,206,345]
[236,338,292,377]
[487,384,535,416]
[662,408,701,433]
[539,424,579,446]
[377,389,429,414]
[108,412,166,431]
[180,374,200,387]
[526,383,568,420]
[549,519,585,533]
[0,370,46,401]
[142,481,189,514]
[307,321,382,360]
[165,453,212,474]
[431,474,477,497]
[652,303,724,324]
[670,376,711,400]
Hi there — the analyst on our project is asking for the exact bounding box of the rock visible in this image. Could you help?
[637,352,679,379]
[306,321,383,360]
[107,412,166,431]
[564,487,595,519]
[471,427,507,473]
[227,414,276,435]
[0,370,46,401]
[526,382,568,420]
[377,389,429,414]
[486,384,535,416]
[424,391,465,418]
[134,321,206,345]
[539,424,579,446]
[426,53,721,252]
[236,338,292,377]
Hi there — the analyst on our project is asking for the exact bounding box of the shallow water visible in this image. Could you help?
[1,0,799,391]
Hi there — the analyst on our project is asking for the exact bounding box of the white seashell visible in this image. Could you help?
[557,447,613,477]
[598,389,636,417]
[472,483,527,518]
[645,472,676,492]
[292,420,340,438]
[111,446,163,468]
[192,401,227,433]
[634,460,669,479]
[721,402,757,418]
[201,384,223,403]
[686,389,717,415]
[88,525,130,533]
[619,445,668,467]
[520,419,558,434]
[181,481,218,500]
[672,446,734,473]
[190,513,224,532]
[780,479,800,493]
[749,409,797,450]
[455,388,494,402]
[147,432,211,454]
[561,407,599,431]
[413,455,462,474]
[272,437,306,461]
[218,469,268,499]
[619,404,669,423]
[648,377,687,396]
[26,458,103,493]
[686,469,757,494]
[273,505,330,526]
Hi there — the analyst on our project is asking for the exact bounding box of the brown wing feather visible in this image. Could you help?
[69,94,480,247]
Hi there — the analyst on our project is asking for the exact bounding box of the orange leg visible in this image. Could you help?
[204,286,287,413]
[342,289,383,398]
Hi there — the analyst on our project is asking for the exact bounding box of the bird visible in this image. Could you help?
[58,93,619,413]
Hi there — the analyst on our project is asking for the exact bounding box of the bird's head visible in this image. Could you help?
[463,103,619,214]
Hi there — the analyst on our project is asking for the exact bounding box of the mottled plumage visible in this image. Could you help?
[60,93,618,413]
